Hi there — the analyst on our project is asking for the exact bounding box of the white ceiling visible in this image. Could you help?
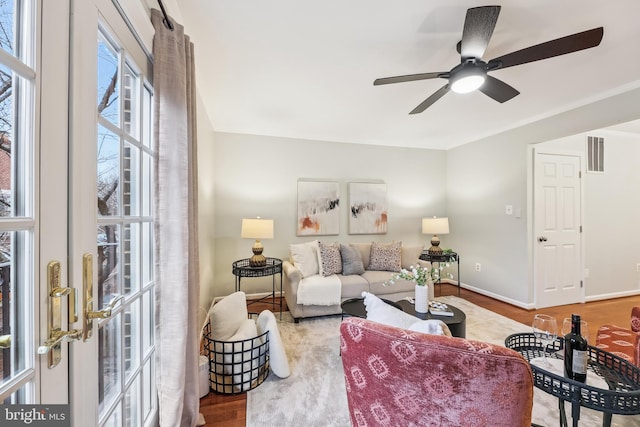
[174,0,640,150]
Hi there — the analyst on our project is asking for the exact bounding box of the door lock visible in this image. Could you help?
[38,329,82,354]
[538,236,548,242]
[41,261,82,368]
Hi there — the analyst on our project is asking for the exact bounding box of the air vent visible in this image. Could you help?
[587,136,604,173]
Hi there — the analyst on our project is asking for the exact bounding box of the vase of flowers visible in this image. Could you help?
[385,265,434,313]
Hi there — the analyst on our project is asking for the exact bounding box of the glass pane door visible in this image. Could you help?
[0,0,39,404]
[94,15,155,427]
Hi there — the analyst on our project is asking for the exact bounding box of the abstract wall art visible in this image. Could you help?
[297,180,340,236]
[348,182,387,234]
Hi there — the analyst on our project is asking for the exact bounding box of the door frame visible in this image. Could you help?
[531,146,586,308]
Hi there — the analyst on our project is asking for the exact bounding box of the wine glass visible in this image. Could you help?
[562,318,589,343]
[532,314,558,366]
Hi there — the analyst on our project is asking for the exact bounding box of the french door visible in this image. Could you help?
[1,1,157,426]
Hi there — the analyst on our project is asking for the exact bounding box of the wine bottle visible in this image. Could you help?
[564,314,588,382]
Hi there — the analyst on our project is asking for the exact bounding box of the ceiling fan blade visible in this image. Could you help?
[488,27,604,70]
[460,6,501,60]
[409,85,450,114]
[374,72,447,86]
[479,75,520,103]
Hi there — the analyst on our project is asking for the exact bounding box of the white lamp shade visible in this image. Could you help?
[422,217,449,235]
[241,218,274,239]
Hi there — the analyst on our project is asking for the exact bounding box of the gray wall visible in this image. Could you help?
[446,135,530,305]
[445,87,640,308]
[538,130,640,298]
[209,132,447,298]
[199,87,640,311]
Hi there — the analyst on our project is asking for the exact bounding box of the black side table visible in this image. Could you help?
[505,332,640,427]
[419,251,460,296]
[232,258,283,317]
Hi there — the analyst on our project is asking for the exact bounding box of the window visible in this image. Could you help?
[96,25,155,426]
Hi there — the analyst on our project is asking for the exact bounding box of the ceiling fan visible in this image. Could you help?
[374,5,604,114]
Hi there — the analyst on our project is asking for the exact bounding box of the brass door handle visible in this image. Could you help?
[86,295,124,320]
[0,334,11,349]
[82,254,122,340]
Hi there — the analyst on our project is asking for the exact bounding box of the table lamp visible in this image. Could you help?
[422,216,449,255]
[241,217,274,267]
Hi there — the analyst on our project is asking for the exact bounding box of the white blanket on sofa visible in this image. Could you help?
[296,274,342,306]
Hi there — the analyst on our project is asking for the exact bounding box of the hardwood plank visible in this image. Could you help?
[199,288,640,425]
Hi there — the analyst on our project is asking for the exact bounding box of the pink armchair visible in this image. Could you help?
[340,317,534,427]
[595,306,640,366]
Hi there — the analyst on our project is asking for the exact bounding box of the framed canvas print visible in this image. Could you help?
[349,182,387,234]
[297,180,340,236]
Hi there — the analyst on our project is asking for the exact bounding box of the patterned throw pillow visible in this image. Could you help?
[317,241,342,276]
[368,241,402,272]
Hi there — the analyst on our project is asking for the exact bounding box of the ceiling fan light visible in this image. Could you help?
[451,74,485,94]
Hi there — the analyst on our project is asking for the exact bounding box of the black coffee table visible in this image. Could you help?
[340,298,466,338]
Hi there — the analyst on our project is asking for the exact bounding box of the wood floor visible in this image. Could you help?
[199,285,640,426]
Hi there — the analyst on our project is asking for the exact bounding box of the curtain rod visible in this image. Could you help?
[157,0,174,30]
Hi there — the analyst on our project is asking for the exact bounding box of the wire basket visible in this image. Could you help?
[202,319,270,394]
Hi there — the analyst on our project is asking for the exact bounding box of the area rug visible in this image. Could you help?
[246,296,640,426]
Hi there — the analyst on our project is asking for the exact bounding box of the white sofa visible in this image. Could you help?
[283,241,434,321]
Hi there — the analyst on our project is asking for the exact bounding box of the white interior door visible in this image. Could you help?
[534,150,584,308]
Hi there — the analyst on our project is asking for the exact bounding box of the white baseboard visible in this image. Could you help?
[212,291,274,304]
[442,279,640,309]
[585,289,640,302]
[441,279,535,310]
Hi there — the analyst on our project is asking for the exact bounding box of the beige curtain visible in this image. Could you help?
[151,9,200,427]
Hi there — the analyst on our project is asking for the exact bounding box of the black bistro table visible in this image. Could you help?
[340,298,466,338]
[505,332,640,427]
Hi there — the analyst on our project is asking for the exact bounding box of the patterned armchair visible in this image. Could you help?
[595,307,640,366]
[340,317,534,427]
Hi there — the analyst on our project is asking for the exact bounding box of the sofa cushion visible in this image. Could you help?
[340,244,365,275]
[368,241,402,272]
[318,241,342,276]
[350,242,372,270]
[365,271,415,295]
[401,245,424,270]
[289,240,319,278]
[337,274,370,299]
[209,291,248,341]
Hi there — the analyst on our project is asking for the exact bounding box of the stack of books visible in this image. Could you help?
[429,301,454,317]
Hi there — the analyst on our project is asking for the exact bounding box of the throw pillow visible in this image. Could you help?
[368,241,402,272]
[317,241,342,276]
[289,240,319,278]
[350,242,372,269]
[362,291,419,330]
[408,319,452,336]
[340,244,365,275]
[209,291,248,341]
[401,245,425,270]
[223,318,260,392]
[257,310,290,378]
